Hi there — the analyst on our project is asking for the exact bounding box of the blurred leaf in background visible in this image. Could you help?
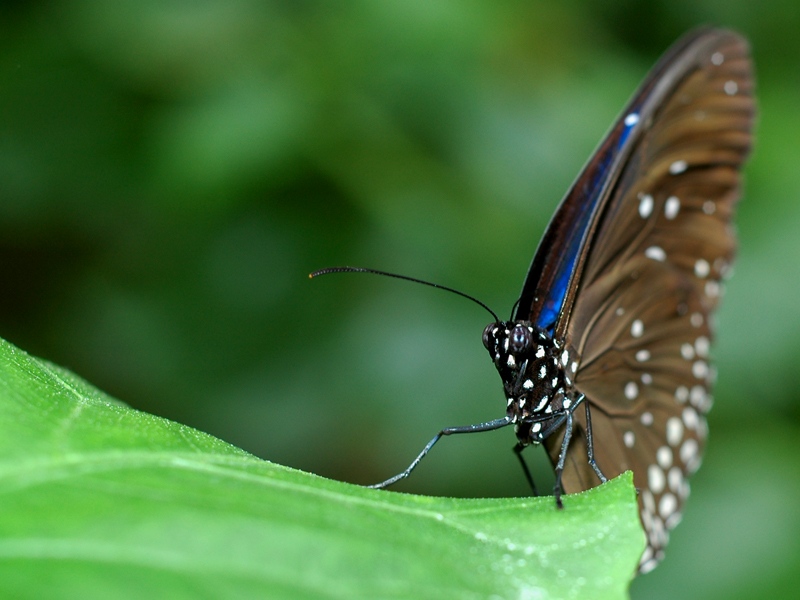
[1,1,799,598]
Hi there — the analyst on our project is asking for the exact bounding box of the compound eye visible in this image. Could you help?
[509,325,532,354]
[482,323,498,351]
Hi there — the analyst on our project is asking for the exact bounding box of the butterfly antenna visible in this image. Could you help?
[509,298,522,321]
[310,266,500,323]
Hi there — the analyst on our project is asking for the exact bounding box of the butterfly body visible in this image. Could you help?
[482,321,579,443]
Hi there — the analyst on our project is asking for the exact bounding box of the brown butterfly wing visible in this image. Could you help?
[542,30,755,572]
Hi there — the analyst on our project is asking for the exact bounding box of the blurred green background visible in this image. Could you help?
[1,1,798,598]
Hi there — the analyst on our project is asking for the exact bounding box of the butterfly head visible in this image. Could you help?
[482,321,576,440]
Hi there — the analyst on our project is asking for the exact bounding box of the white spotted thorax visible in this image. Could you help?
[482,322,579,444]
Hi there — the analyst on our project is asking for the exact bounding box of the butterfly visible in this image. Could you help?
[497,28,754,573]
[314,27,755,574]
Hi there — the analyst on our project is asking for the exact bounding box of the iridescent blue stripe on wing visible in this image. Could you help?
[534,110,641,332]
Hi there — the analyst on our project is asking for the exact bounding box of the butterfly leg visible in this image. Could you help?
[513,442,539,496]
[367,415,513,489]
[553,410,574,509]
[582,397,608,484]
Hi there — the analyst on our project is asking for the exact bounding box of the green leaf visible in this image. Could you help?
[0,337,644,599]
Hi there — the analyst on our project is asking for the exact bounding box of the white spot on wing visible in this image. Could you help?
[682,406,699,430]
[640,558,659,575]
[695,259,710,278]
[625,113,640,126]
[724,80,738,95]
[703,200,716,214]
[690,312,704,328]
[665,511,682,530]
[657,446,673,469]
[668,466,683,492]
[641,411,654,426]
[687,453,702,474]
[631,319,644,338]
[645,246,666,262]
[681,343,695,360]
[636,349,650,362]
[664,196,680,219]
[679,480,691,500]
[624,431,635,448]
[693,360,708,379]
[711,52,724,65]
[680,438,699,465]
[641,373,653,385]
[675,386,689,403]
[523,379,534,390]
[648,464,666,494]
[690,386,706,409]
[695,336,710,357]
[659,493,678,519]
[536,346,545,359]
[666,417,684,446]
[721,263,734,280]
[669,160,688,174]
[638,194,654,218]
[639,545,655,570]
[624,381,639,400]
